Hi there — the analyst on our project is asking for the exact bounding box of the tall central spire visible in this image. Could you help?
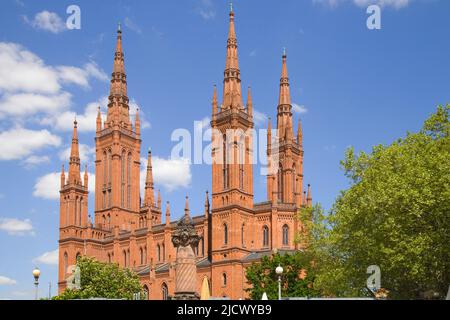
[277,51,293,140]
[106,24,131,129]
[68,119,81,185]
[222,6,243,110]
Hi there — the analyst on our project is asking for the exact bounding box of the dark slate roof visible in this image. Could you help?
[242,249,298,262]
[196,257,212,268]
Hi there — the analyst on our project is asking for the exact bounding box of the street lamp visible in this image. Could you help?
[275,265,283,301]
[32,267,41,300]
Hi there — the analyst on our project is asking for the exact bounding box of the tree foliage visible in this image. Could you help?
[245,251,320,300]
[54,256,143,300]
[310,105,450,299]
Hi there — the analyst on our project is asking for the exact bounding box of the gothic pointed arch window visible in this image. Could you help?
[127,152,132,209]
[282,224,289,246]
[74,196,78,226]
[292,164,297,197]
[157,244,161,262]
[121,150,126,208]
[140,247,144,265]
[107,149,112,207]
[63,252,68,278]
[162,283,169,300]
[107,213,111,229]
[143,285,149,300]
[241,223,245,247]
[223,134,229,190]
[277,163,284,202]
[239,138,245,190]
[222,273,227,287]
[263,225,269,247]
[123,250,127,267]
[223,223,228,245]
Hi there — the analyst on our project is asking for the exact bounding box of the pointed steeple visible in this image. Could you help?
[246,86,253,116]
[165,201,171,226]
[84,165,88,190]
[60,165,65,189]
[212,85,218,118]
[96,106,102,132]
[303,191,307,206]
[297,119,303,146]
[277,50,293,139]
[135,107,141,136]
[204,191,210,217]
[185,195,190,217]
[68,119,81,185]
[106,23,131,128]
[267,117,272,156]
[157,189,161,208]
[307,184,312,207]
[222,5,243,110]
[144,149,155,207]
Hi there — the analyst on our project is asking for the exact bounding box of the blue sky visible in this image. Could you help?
[0,0,449,299]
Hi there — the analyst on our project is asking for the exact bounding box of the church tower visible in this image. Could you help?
[58,120,89,290]
[94,25,142,231]
[210,7,254,293]
[267,52,304,207]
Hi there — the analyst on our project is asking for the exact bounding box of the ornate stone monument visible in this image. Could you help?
[171,213,202,300]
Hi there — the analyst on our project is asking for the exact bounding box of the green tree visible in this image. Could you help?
[245,251,320,300]
[311,105,450,299]
[54,256,143,300]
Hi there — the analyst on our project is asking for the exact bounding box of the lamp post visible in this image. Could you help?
[32,267,41,300]
[275,265,283,301]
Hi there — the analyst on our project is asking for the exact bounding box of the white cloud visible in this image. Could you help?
[22,155,51,168]
[0,42,60,94]
[0,276,17,286]
[0,43,107,120]
[313,0,411,9]
[33,171,95,200]
[140,156,191,193]
[0,218,34,236]
[195,0,216,20]
[0,92,71,118]
[292,103,308,114]
[253,109,268,126]
[83,62,108,82]
[24,11,66,34]
[0,127,61,161]
[58,144,95,164]
[57,62,108,88]
[33,249,58,266]
[124,17,142,34]
[45,97,150,132]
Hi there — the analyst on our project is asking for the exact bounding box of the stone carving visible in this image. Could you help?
[172,214,202,300]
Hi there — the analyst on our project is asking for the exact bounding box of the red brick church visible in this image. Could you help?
[58,7,312,300]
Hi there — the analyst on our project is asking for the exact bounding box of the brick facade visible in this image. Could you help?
[58,9,313,300]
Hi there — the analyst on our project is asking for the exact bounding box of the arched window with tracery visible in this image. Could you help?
[277,163,283,202]
[263,225,269,247]
[222,273,227,287]
[121,150,126,208]
[127,153,132,209]
[222,134,229,189]
[223,223,228,245]
[162,283,169,300]
[63,252,68,278]
[143,285,149,300]
[282,224,289,246]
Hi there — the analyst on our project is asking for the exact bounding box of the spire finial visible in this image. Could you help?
[118,22,122,32]
[230,1,233,13]
[283,47,287,57]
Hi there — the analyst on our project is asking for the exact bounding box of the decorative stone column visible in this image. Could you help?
[171,214,201,300]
